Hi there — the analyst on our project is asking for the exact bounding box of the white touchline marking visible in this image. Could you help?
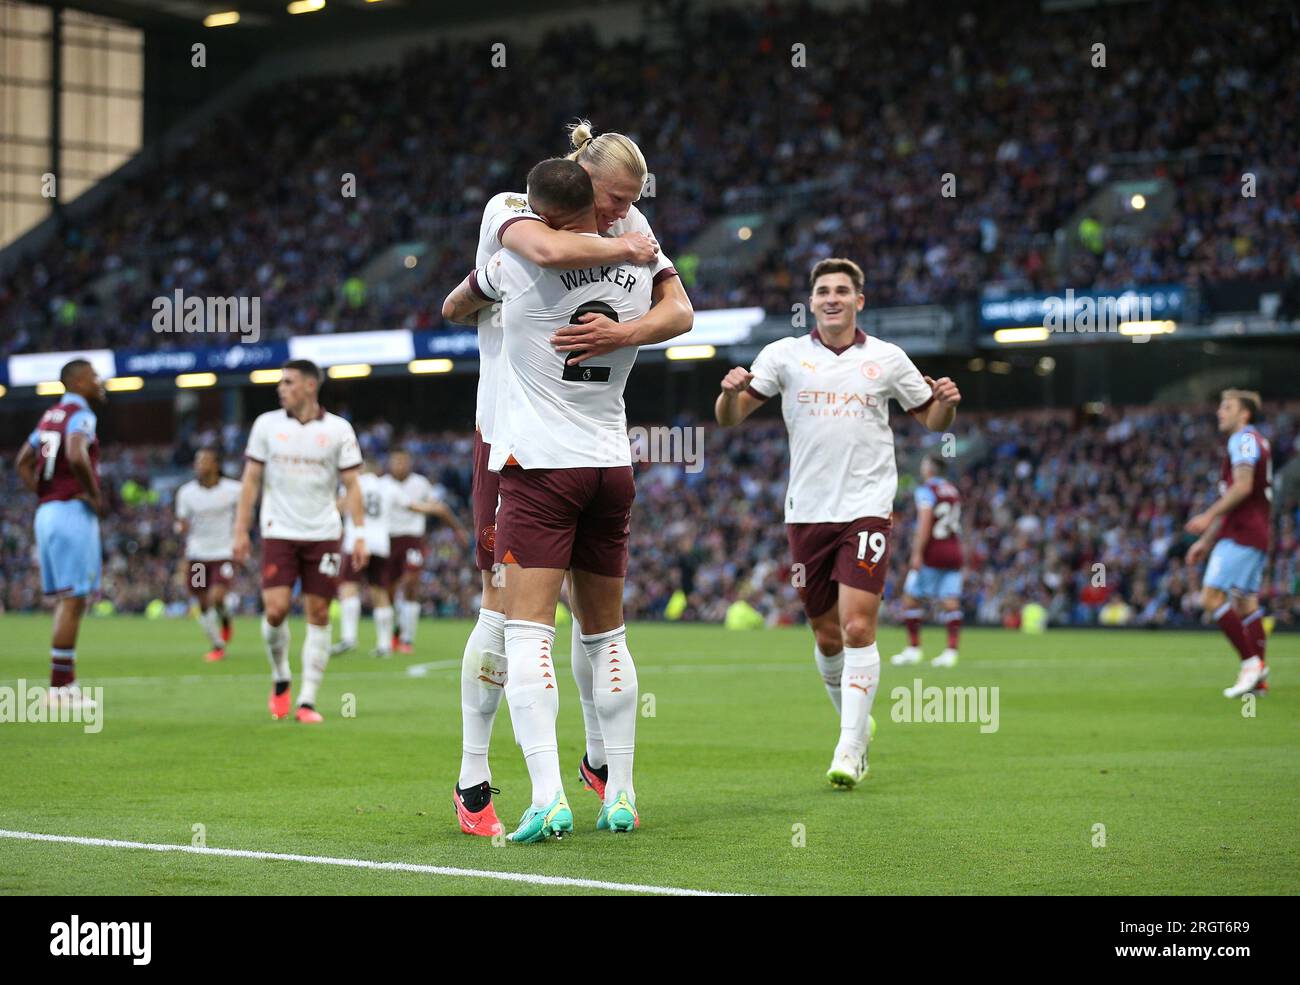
[0,829,740,897]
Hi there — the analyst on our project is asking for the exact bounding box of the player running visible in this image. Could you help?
[174,447,241,662]
[444,157,656,843]
[715,258,960,789]
[891,455,964,668]
[443,119,690,838]
[385,447,467,655]
[233,359,368,724]
[334,459,396,658]
[14,358,107,710]
[1186,389,1273,698]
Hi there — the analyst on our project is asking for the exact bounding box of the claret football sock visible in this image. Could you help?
[459,608,506,789]
[262,617,291,683]
[504,619,563,808]
[583,626,637,805]
[904,609,924,647]
[1241,609,1266,662]
[571,615,608,769]
[814,644,844,714]
[1213,602,1256,660]
[50,648,76,688]
[298,623,331,707]
[942,610,963,649]
[839,642,881,756]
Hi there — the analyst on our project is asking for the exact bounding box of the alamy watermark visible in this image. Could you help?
[890,678,999,733]
[152,289,261,343]
[0,679,102,733]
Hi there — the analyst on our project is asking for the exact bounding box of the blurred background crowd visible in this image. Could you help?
[3,402,1297,632]
[3,0,1298,353]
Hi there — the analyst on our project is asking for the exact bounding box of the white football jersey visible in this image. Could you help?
[341,471,391,558]
[474,192,675,445]
[175,476,241,561]
[385,472,436,537]
[477,240,653,471]
[244,408,362,541]
[748,329,935,523]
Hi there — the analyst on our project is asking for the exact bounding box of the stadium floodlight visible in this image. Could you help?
[249,369,283,384]
[203,11,240,27]
[327,363,371,379]
[176,373,218,388]
[993,326,1050,344]
[409,359,453,374]
[35,381,65,395]
[287,0,325,13]
[1118,320,1176,336]
[106,377,144,392]
[665,344,717,360]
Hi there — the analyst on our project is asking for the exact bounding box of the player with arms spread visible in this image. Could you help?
[1186,389,1273,698]
[174,447,242,662]
[891,455,964,668]
[444,157,654,843]
[715,259,961,788]
[442,119,691,837]
[14,358,107,710]
[233,360,368,724]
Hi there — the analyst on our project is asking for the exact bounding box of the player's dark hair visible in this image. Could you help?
[924,455,946,473]
[281,359,322,383]
[60,358,92,385]
[196,446,222,463]
[809,257,865,294]
[389,445,409,456]
[526,157,595,217]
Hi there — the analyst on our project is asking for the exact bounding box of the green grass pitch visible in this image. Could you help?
[0,614,1296,895]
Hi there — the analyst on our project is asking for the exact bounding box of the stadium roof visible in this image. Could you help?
[26,0,597,45]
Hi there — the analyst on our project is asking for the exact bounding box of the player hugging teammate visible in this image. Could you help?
[442,120,692,842]
[716,258,961,788]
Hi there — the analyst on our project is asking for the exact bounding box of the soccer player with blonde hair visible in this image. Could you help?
[446,120,693,837]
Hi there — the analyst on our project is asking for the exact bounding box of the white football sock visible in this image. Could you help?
[198,606,223,648]
[262,617,290,683]
[504,619,562,808]
[815,644,844,714]
[569,614,607,769]
[584,625,637,805]
[339,594,361,645]
[298,623,331,708]
[459,608,506,788]
[838,643,880,757]
[373,605,394,653]
[400,600,420,644]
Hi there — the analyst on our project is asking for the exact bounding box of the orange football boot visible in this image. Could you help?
[453,783,504,837]
[295,705,324,724]
[203,647,226,663]
[268,687,291,720]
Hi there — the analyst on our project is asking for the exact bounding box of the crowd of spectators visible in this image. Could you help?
[3,0,1297,355]
[3,403,1297,638]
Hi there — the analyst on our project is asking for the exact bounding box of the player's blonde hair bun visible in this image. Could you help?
[565,118,648,183]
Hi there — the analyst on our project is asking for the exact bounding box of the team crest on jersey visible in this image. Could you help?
[481,524,496,551]
[861,362,881,380]
[505,195,528,210]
